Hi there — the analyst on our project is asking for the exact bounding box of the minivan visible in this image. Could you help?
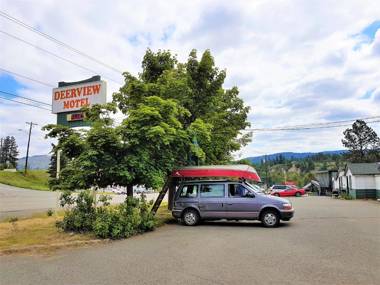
[172,180,294,227]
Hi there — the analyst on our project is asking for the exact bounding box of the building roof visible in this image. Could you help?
[346,162,380,175]
[313,170,338,174]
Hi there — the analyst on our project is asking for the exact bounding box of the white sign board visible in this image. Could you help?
[52,80,107,114]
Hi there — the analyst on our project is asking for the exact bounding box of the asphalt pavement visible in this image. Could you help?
[1,196,379,285]
[0,183,161,220]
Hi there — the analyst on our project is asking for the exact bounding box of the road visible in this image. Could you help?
[0,183,162,220]
[1,196,379,284]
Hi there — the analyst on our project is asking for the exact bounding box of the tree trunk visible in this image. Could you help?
[127,184,133,197]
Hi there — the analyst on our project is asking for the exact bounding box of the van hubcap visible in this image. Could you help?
[264,213,277,226]
[184,212,196,225]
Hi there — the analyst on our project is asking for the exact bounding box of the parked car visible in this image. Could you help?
[172,180,294,227]
[270,185,305,197]
[111,187,127,195]
[134,186,147,194]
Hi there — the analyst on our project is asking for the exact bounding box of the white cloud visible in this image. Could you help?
[0,0,380,159]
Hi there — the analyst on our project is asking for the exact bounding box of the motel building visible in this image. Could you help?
[333,162,380,199]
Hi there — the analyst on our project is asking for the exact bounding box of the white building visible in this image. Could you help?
[342,162,380,199]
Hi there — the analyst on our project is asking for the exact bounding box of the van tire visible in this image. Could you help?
[261,210,280,228]
[182,209,200,226]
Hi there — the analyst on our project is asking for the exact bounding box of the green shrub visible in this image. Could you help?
[58,191,156,239]
[47,209,54,216]
[60,191,96,232]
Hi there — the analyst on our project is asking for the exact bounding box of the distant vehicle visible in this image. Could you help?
[172,180,294,227]
[134,185,151,194]
[111,187,127,195]
[270,185,305,197]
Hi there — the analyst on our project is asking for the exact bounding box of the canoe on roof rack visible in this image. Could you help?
[151,164,261,215]
[171,164,261,182]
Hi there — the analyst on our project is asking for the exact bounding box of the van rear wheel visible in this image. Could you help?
[182,209,200,226]
[261,210,280,228]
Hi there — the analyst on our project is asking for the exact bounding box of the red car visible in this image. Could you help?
[270,185,305,197]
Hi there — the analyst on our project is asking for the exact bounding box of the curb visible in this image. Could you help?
[0,239,110,255]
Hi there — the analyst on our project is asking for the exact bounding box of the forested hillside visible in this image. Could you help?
[240,151,348,187]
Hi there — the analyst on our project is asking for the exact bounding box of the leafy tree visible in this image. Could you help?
[342,120,380,162]
[114,49,251,164]
[141,49,177,83]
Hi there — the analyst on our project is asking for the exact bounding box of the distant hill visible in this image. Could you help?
[17,155,50,170]
[245,150,347,165]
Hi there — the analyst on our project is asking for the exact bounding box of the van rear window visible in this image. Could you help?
[200,184,225,198]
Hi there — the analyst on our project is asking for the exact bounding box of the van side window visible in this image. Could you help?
[179,185,198,198]
[200,184,225,198]
[229,184,245,197]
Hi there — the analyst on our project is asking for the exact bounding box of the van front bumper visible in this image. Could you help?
[280,209,295,220]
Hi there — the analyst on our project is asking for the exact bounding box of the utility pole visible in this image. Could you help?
[264,154,269,188]
[0,137,2,163]
[24,122,38,175]
[56,149,62,179]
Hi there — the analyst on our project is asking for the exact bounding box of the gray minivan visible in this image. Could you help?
[172,180,294,227]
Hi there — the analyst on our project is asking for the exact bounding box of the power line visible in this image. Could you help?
[0,10,123,74]
[0,67,54,87]
[247,116,380,132]
[0,29,123,85]
[0,95,51,111]
[260,116,380,129]
[0,90,51,106]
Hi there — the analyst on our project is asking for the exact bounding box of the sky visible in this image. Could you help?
[0,0,380,159]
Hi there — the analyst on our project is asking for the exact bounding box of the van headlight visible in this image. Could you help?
[282,203,292,210]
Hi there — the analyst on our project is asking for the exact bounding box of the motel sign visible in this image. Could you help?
[52,75,107,127]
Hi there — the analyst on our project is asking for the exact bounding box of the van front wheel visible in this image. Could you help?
[261,210,280,228]
[182,209,200,226]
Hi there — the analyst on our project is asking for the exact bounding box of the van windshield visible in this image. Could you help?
[244,182,264,195]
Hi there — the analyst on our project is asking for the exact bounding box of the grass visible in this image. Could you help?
[0,212,93,253]
[155,202,174,226]
[0,203,173,254]
[0,170,50,191]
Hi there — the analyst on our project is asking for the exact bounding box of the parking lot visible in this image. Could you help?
[1,196,379,285]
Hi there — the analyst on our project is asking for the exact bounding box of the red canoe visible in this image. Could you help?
[171,164,261,182]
